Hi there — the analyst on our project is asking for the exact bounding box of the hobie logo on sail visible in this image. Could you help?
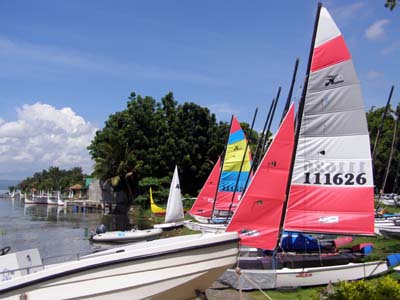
[319,216,339,223]
[325,74,344,86]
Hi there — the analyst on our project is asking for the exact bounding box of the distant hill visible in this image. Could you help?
[0,179,20,190]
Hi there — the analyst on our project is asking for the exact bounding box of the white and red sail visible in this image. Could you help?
[227,104,295,249]
[283,6,374,235]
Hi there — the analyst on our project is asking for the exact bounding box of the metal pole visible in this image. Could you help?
[280,58,300,124]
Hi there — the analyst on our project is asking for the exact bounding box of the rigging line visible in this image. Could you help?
[242,98,275,194]
[235,268,275,300]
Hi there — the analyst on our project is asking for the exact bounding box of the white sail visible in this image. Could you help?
[165,165,184,223]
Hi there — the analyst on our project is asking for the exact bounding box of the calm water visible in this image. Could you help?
[0,195,135,264]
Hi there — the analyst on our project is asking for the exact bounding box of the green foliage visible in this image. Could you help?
[367,104,400,193]
[17,166,86,192]
[385,0,397,10]
[326,276,400,300]
[88,91,258,205]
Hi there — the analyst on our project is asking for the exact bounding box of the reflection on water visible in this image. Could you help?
[0,196,139,263]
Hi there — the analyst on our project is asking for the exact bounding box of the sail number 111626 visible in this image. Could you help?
[303,172,367,185]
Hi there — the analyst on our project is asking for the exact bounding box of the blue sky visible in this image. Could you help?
[0,0,399,180]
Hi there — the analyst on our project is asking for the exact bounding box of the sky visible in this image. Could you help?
[0,0,399,180]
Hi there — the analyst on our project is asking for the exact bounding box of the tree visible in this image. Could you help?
[385,0,397,10]
[88,91,258,207]
[367,104,400,193]
[17,167,87,193]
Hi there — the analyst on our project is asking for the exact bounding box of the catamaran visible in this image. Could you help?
[219,3,395,290]
[186,116,252,230]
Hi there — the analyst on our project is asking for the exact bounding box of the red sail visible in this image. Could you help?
[188,157,221,218]
[226,104,295,249]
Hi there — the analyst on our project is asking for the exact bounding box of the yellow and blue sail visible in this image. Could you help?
[215,116,252,211]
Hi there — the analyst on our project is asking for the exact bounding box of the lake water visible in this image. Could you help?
[0,195,132,264]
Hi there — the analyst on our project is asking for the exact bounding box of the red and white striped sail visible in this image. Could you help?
[227,104,295,249]
[283,6,374,235]
[188,158,221,218]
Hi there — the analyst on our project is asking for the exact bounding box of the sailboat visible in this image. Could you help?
[149,187,166,216]
[154,165,185,230]
[219,3,394,290]
[186,116,252,230]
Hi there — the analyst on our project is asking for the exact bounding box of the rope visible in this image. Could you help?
[235,267,274,300]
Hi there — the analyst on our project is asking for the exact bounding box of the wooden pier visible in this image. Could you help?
[64,199,104,213]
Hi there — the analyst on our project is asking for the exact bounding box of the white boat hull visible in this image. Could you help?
[1,232,239,300]
[153,221,184,230]
[91,228,163,243]
[184,220,226,233]
[219,260,388,290]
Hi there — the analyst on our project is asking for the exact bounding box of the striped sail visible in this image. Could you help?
[227,104,295,249]
[214,116,252,212]
[283,6,375,235]
[188,157,222,218]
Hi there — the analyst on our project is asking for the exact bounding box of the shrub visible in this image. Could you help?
[326,276,400,300]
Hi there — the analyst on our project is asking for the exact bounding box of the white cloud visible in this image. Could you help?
[381,42,400,56]
[366,70,384,80]
[208,103,239,115]
[0,103,97,179]
[330,2,366,25]
[365,19,390,41]
[0,35,217,84]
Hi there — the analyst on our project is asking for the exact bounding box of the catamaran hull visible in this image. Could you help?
[379,227,400,240]
[1,232,239,300]
[219,261,388,290]
[184,220,226,233]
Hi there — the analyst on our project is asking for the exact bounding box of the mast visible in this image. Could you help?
[276,3,322,248]
[280,58,300,124]
[376,112,400,210]
[210,115,233,221]
[261,88,280,154]
[372,85,395,160]
[243,98,275,193]
[226,108,258,221]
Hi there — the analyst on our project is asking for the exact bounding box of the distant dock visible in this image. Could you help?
[64,199,104,213]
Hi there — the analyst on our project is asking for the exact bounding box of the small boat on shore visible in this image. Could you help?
[90,226,163,243]
[154,165,185,230]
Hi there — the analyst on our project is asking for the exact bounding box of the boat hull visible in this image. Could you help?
[153,221,184,230]
[91,228,163,243]
[184,220,226,233]
[219,260,388,290]
[379,227,400,239]
[1,232,239,300]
